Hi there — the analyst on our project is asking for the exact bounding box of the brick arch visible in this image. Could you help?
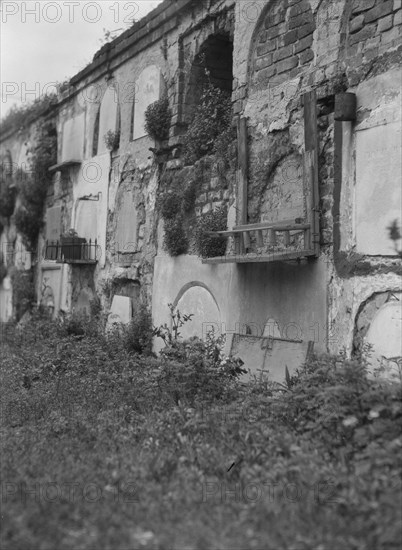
[247,0,316,94]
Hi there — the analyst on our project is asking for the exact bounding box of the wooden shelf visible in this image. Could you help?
[202,249,317,264]
[56,259,97,265]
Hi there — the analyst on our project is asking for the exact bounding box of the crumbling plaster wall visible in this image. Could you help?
[11,0,399,358]
[231,0,401,357]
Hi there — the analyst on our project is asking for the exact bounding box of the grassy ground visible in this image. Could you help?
[1,316,401,549]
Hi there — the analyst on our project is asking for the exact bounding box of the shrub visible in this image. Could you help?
[276,353,402,461]
[0,182,17,217]
[124,303,154,355]
[104,129,120,151]
[144,97,171,141]
[182,180,197,212]
[194,206,228,258]
[153,302,194,346]
[213,123,237,169]
[157,169,199,258]
[1,312,401,550]
[157,190,182,220]
[14,206,43,248]
[10,269,35,321]
[14,121,57,248]
[163,217,189,256]
[157,337,244,406]
[183,82,232,165]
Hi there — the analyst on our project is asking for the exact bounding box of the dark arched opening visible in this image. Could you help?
[184,33,233,125]
[92,108,100,157]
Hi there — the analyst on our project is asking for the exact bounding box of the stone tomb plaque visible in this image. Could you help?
[356,122,402,255]
[229,334,312,383]
[61,114,85,162]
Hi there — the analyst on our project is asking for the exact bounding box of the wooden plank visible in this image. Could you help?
[214,223,310,236]
[202,249,317,264]
[304,226,311,250]
[283,231,290,246]
[256,230,264,247]
[242,231,251,249]
[235,219,297,230]
[303,90,320,256]
[268,229,276,245]
[238,117,248,227]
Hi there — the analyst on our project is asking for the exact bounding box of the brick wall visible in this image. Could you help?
[347,0,402,84]
[251,0,315,83]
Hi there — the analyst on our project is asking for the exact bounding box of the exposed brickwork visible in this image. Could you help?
[348,0,402,74]
[251,0,316,86]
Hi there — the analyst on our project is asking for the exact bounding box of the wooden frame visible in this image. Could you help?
[203,91,320,264]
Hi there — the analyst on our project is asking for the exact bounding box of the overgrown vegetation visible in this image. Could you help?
[10,268,35,321]
[123,303,154,355]
[14,120,57,249]
[183,81,234,166]
[103,129,120,151]
[1,307,401,549]
[157,168,198,257]
[195,205,228,258]
[0,94,57,135]
[144,97,171,142]
[162,217,189,256]
[0,176,17,218]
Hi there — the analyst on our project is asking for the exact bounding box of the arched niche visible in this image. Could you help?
[354,292,402,380]
[184,33,233,125]
[173,283,221,341]
[132,65,165,140]
[75,200,98,242]
[96,84,119,155]
[115,187,138,253]
[365,301,402,380]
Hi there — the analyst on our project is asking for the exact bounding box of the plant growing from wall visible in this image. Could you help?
[157,168,198,257]
[194,206,228,258]
[157,190,181,220]
[182,81,233,165]
[144,97,171,141]
[104,129,120,151]
[14,120,57,249]
[163,217,189,256]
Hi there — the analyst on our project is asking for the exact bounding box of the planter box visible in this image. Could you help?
[60,237,86,261]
